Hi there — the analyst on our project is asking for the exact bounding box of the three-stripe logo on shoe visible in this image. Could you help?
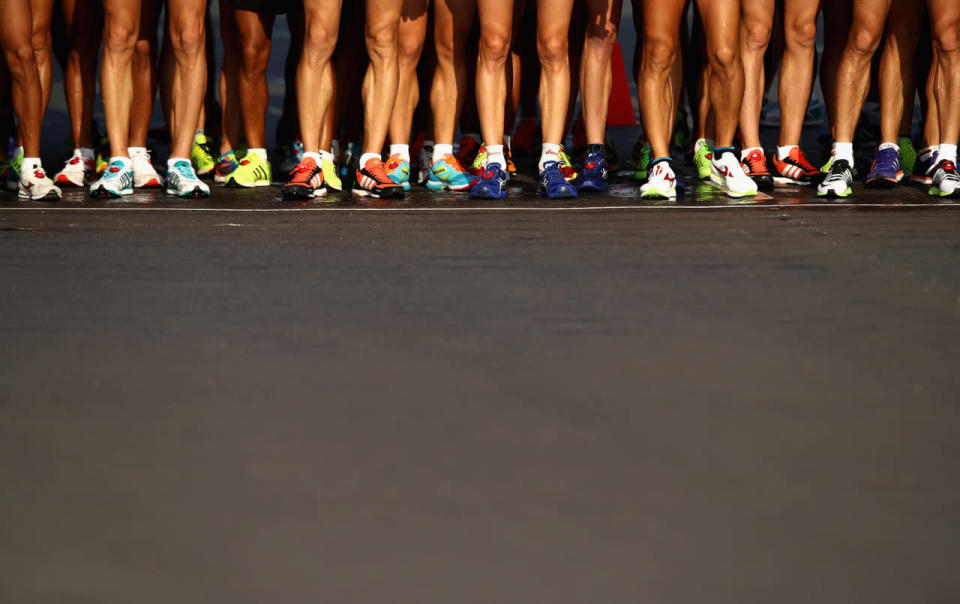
[253,166,269,182]
[780,163,803,180]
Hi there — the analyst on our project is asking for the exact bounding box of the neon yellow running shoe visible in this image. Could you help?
[693,138,713,180]
[191,131,216,176]
[225,152,272,187]
[559,147,578,182]
[320,152,342,192]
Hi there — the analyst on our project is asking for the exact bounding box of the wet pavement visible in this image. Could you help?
[2,176,960,603]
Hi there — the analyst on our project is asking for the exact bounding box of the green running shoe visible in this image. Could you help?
[693,138,713,180]
[632,139,651,181]
[225,152,272,187]
[5,146,23,191]
[191,131,217,176]
[899,136,917,177]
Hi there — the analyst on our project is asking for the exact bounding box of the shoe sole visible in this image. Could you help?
[167,187,211,199]
[225,179,271,188]
[19,189,62,201]
[772,176,812,185]
[426,179,472,192]
[282,185,316,200]
[91,187,133,199]
[352,187,405,199]
[55,175,86,187]
[866,177,897,189]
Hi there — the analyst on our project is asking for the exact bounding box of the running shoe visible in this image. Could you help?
[54,149,96,187]
[455,135,482,174]
[558,146,578,182]
[426,153,475,191]
[279,140,304,174]
[711,150,758,198]
[191,131,217,176]
[214,150,240,184]
[470,162,508,200]
[820,150,833,174]
[929,159,960,197]
[574,144,609,192]
[693,139,713,180]
[511,117,539,156]
[417,142,433,185]
[353,156,405,199]
[865,146,903,188]
[899,137,917,177]
[283,156,325,200]
[225,153,272,187]
[505,146,517,177]
[18,164,61,201]
[320,152,342,192]
[640,159,678,201]
[631,138,651,181]
[740,148,774,190]
[910,149,938,185]
[94,135,110,178]
[772,146,819,185]
[131,148,163,188]
[166,159,211,199]
[385,153,412,190]
[816,159,854,198]
[90,159,134,198]
[538,161,577,199]
[5,147,22,191]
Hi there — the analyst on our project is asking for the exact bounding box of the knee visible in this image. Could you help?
[399,32,425,61]
[103,21,137,55]
[934,23,960,57]
[239,38,270,73]
[366,22,398,59]
[30,25,52,53]
[708,44,740,73]
[304,22,338,59]
[133,38,152,58]
[786,19,818,50]
[642,37,677,73]
[479,30,510,64]
[4,42,37,76]
[537,33,568,67]
[584,23,618,57]
[849,24,883,56]
[170,19,204,57]
[744,20,772,51]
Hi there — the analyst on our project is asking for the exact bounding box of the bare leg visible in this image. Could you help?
[739,0,774,150]
[878,0,922,143]
[639,0,685,159]
[779,0,821,147]
[431,0,475,145]
[363,0,403,154]
[929,0,960,150]
[167,0,208,159]
[130,0,159,148]
[580,0,623,144]
[697,0,745,149]
[218,0,243,153]
[101,0,141,158]
[234,8,275,150]
[0,0,43,157]
[388,0,427,147]
[476,0,515,147]
[29,0,56,118]
[536,0,576,146]
[299,0,343,153]
[61,0,102,149]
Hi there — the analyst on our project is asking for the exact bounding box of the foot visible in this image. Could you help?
[352,156,405,199]
[693,139,713,181]
[910,149,938,185]
[131,148,163,188]
[54,149,95,187]
[320,152,343,192]
[711,151,758,198]
[740,148,774,191]
[166,159,211,199]
[385,153,412,190]
[426,153,475,191]
[929,159,960,197]
[470,163,508,200]
[89,159,134,198]
[191,132,217,176]
[214,150,239,184]
[816,158,854,198]
[865,146,903,188]
[538,161,577,199]
[772,146,819,185]
[639,158,678,201]
[574,144,609,192]
[18,164,62,201]
[282,156,326,200]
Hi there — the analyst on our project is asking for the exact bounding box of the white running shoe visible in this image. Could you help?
[19,163,62,201]
[639,159,678,200]
[417,141,434,185]
[90,158,134,198]
[166,159,211,198]
[130,147,163,188]
[54,148,95,187]
[929,159,960,197]
[710,150,758,198]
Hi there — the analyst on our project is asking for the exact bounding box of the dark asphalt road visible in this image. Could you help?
[2,189,960,602]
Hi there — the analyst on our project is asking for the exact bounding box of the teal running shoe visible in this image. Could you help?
[426,153,475,191]
[385,153,411,190]
[90,158,134,198]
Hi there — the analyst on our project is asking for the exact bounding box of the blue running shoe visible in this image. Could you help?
[866,146,902,188]
[538,161,577,199]
[470,163,508,199]
[910,148,938,185]
[574,144,609,192]
[426,153,475,191]
[385,153,412,190]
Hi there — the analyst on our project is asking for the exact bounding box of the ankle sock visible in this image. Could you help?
[740,147,762,161]
[937,143,957,164]
[389,144,410,162]
[485,144,505,168]
[359,152,380,167]
[777,145,798,161]
[832,142,854,164]
[539,143,563,171]
[249,148,268,162]
[433,144,453,164]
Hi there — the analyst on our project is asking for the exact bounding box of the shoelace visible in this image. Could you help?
[365,161,394,185]
[290,161,318,181]
[198,139,215,159]
[744,152,766,173]
[542,163,567,186]
[791,150,818,173]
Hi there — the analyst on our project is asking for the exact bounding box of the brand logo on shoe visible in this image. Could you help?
[944,161,956,172]
[109,165,120,173]
[34,170,45,179]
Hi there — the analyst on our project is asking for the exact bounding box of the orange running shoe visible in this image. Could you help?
[505,146,517,176]
[353,156,405,199]
[772,146,820,185]
[282,156,325,200]
[739,148,774,190]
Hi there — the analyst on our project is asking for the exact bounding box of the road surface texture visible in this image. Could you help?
[2,177,960,603]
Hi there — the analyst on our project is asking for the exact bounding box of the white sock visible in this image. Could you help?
[359,152,380,167]
[21,157,41,173]
[777,145,798,161]
[318,150,334,162]
[878,142,899,152]
[389,144,410,162]
[303,151,322,162]
[167,157,190,169]
[740,147,762,161]
[832,142,854,164]
[918,145,938,161]
[937,143,957,164]
[433,143,453,164]
[128,146,146,157]
[485,144,506,168]
[539,143,563,171]
[249,147,268,162]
